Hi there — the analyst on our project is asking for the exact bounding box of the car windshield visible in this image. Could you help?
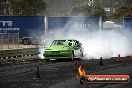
[51,40,72,46]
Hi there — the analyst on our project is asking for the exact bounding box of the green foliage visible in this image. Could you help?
[71,3,106,21]
[46,0,83,16]
[91,4,106,21]
[10,0,46,16]
[71,3,91,16]
[113,4,132,19]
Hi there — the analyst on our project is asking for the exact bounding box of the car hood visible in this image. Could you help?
[45,45,71,51]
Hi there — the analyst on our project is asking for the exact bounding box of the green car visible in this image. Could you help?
[43,39,84,61]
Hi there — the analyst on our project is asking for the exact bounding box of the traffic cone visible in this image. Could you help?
[99,57,104,66]
[117,54,121,63]
[36,65,41,79]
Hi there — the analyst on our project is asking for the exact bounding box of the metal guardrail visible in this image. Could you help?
[0,48,40,64]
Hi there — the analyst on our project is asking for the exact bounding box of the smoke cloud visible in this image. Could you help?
[67,30,132,59]
[38,18,132,60]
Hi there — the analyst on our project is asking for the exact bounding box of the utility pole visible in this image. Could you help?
[45,6,48,36]
[91,1,93,17]
[99,0,103,30]
[87,0,94,17]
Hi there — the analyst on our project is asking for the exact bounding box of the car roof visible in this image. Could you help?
[54,39,77,41]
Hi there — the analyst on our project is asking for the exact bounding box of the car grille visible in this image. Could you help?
[45,51,60,53]
[44,51,70,57]
[50,54,63,57]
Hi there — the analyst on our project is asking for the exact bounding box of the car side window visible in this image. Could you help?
[68,42,72,46]
[69,40,74,46]
[57,41,63,45]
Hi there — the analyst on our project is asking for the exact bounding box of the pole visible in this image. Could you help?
[45,6,48,36]
[18,33,19,48]
[12,34,15,47]
[123,18,124,30]
[8,33,9,49]
[1,34,3,49]
[100,0,103,30]
[0,34,2,49]
[99,17,102,30]
[91,1,93,17]
[45,15,48,35]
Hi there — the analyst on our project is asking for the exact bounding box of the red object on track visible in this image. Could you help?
[117,54,121,62]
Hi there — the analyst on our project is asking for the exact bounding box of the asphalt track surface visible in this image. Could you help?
[0,57,132,88]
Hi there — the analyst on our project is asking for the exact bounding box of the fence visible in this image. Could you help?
[0,33,19,49]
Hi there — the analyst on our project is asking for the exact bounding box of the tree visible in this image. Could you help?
[0,0,10,15]
[91,4,106,21]
[71,3,90,16]
[71,2,106,21]
[113,4,132,19]
[10,0,46,16]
